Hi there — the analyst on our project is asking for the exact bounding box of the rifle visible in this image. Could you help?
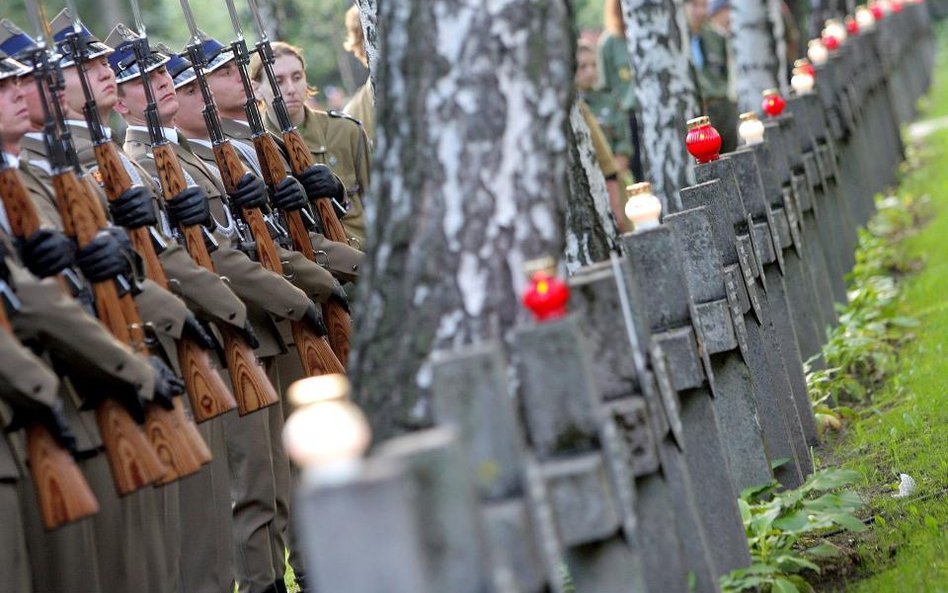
[0,201,99,529]
[227,0,352,366]
[125,1,278,416]
[23,1,207,491]
[63,1,237,423]
[180,0,343,378]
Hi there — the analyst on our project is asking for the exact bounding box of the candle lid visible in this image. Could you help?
[523,256,556,278]
[626,181,653,197]
[687,115,710,129]
[739,111,760,122]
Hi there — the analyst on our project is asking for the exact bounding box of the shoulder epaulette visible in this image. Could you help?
[328,110,363,127]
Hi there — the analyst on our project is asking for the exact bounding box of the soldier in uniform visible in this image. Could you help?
[3,12,266,592]
[194,37,363,285]
[342,5,375,145]
[695,0,739,152]
[250,41,371,249]
[0,33,185,593]
[106,25,333,593]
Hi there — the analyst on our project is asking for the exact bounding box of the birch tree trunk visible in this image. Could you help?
[768,0,789,94]
[565,101,621,274]
[619,0,702,210]
[350,0,574,441]
[354,0,380,84]
[732,0,783,112]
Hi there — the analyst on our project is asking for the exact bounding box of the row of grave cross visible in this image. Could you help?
[286,3,936,592]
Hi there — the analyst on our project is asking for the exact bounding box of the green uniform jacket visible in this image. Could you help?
[17,135,191,344]
[597,32,638,112]
[582,89,632,160]
[183,129,351,297]
[1,233,155,453]
[218,117,363,283]
[123,127,314,358]
[696,24,730,101]
[263,106,370,248]
[65,122,249,333]
[342,80,375,146]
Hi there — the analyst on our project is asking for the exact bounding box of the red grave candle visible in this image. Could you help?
[685,116,722,164]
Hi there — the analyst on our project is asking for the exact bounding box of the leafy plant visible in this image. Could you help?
[720,469,866,593]
[807,195,924,412]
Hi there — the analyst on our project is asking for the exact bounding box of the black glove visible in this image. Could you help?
[166,186,212,228]
[296,164,345,203]
[301,303,328,337]
[148,355,184,410]
[75,231,132,283]
[109,185,157,228]
[271,176,308,212]
[181,312,217,351]
[20,229,76,278]
[229,173,268,211]
[328,282,350,314]
[238,320,260,350]
[0,240,10,283]
[7,401,77,454]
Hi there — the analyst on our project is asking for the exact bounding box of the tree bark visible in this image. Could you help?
[768,0,790,94]
[619,0,702,210]
[350,0,574,441]
[565,101,621,274]
[732,0,783,113]
[355,0,380,86]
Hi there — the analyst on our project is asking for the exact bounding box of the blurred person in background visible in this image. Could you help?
[575,41,626,230]
[597,0,644,182]
[342,5,375,145]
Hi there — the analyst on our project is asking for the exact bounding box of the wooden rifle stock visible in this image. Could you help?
[152,143,278,415]
[0,166,164,495]
[52,169,206,489]
[253,133,351,367]
[91,142,237,422]
[212,141,343,377]
[76,174,211,469]
[0,298,99,529]
[281,129,350,244]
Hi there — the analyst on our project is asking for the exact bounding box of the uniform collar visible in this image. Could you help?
[126,124,179,145]
[65,119,112,140]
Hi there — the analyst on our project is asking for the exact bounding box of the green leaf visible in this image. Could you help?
[738,498,752,524]
[806,542,840,558]
[804,469,861,490]
[771,457,792,471]
[774,554,820,573]
[773,577,800,593]
[773,510,811,532]
[828,512,867,532]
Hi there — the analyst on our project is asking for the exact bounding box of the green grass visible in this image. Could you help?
[814,28,948,592]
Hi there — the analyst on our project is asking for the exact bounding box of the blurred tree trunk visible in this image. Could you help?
[732,0,783,112]
[769,0,789,93]
[565,101,621,274]
[350,0,574,441]
[619,0,701,210]
[355,0,379,86]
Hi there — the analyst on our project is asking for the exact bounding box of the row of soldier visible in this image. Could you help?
[0,4,373,593]
[287,2,935,593]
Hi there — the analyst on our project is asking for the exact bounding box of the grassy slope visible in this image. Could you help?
[821,25,948,593]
